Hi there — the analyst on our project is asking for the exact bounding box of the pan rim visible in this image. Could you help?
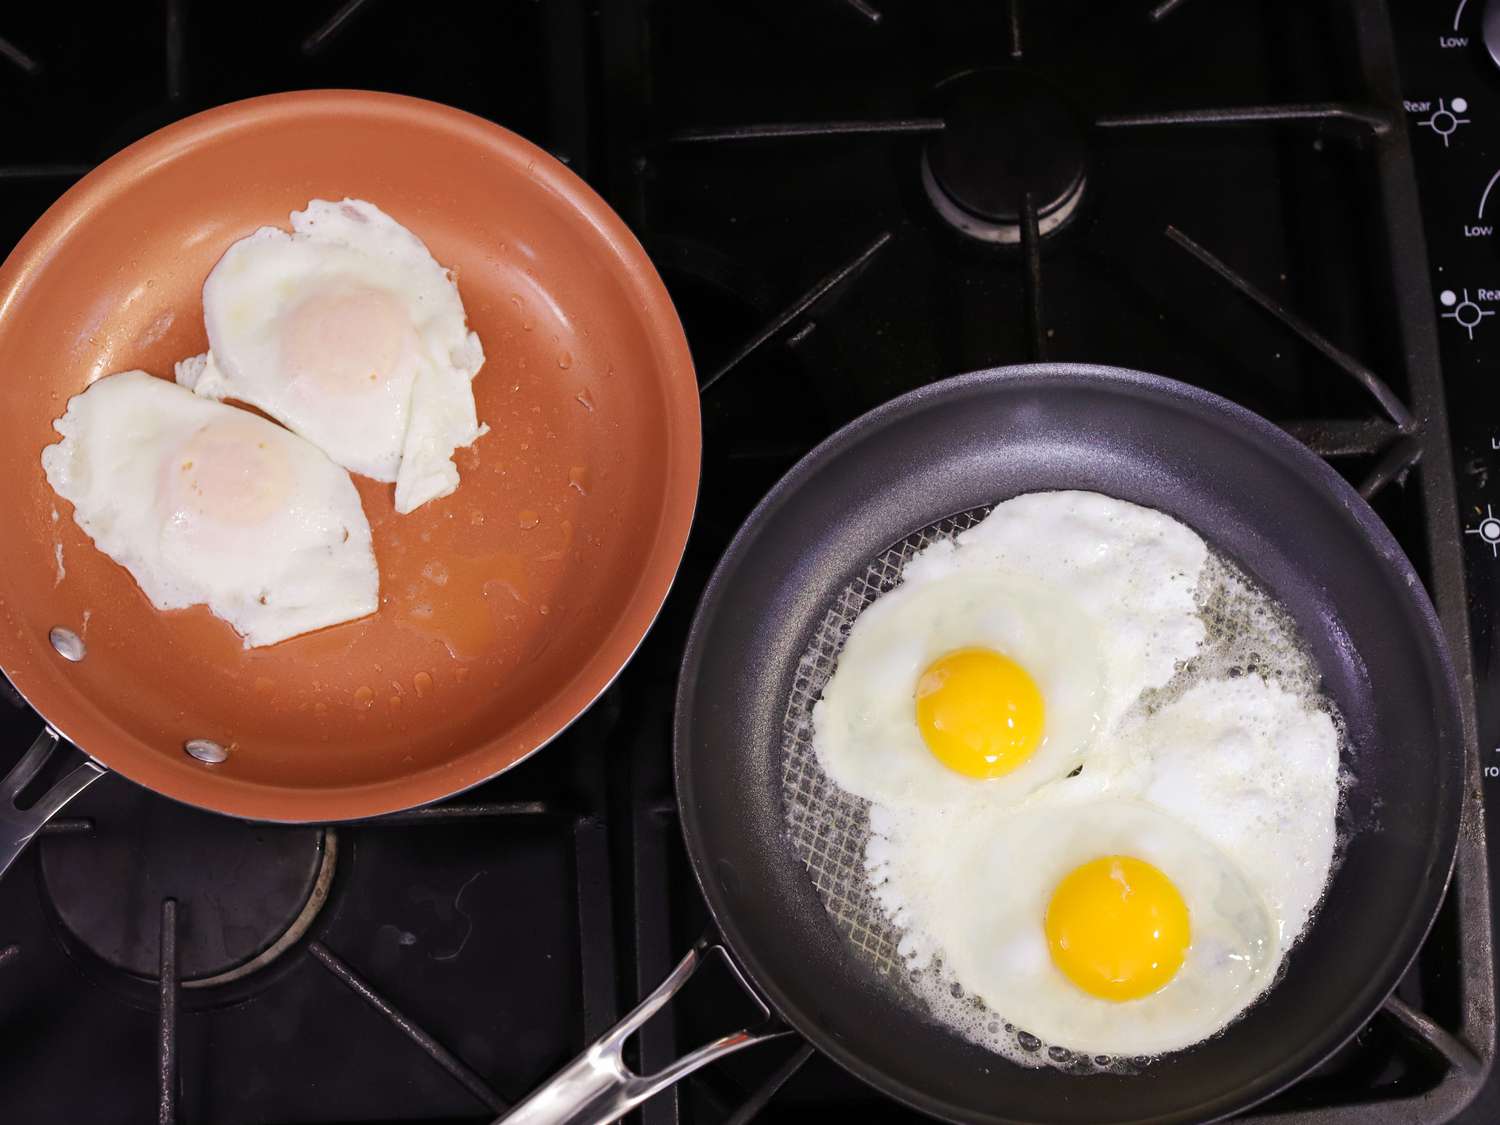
[673,361,1464,1125]
[0,89,702,822]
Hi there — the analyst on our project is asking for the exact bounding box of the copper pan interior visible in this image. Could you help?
[0,91,700,821]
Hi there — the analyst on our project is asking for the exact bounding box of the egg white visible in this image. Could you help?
[41,370,378,647]
[1123,673,1341,950]
[908,490,1210,717]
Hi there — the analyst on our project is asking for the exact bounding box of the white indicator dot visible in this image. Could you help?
[1441,289,1458,306]
[1454,97,1469,113]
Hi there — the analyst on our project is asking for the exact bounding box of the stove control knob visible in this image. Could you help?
[1487,0,1500,69]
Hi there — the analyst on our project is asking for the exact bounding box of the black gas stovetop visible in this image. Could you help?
[1,1,1498,1122]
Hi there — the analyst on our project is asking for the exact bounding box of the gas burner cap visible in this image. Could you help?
[922,68,1088,244]
[40,775,334,985]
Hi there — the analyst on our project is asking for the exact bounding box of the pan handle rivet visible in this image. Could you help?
[48,627,85,662]
[184,739,228,765]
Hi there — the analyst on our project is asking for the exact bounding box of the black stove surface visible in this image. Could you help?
[0,1,1494,1122]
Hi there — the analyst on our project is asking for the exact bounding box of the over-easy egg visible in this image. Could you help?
[176,198,485,514]
[41,370,378,647]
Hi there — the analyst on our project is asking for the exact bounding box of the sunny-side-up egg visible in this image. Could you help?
[175,198,485,514]
[41,370,378,647]
[868,800,1279,1058]
[811,491,1208,808]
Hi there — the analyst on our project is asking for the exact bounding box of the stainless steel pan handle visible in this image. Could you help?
[496,935,794,1125]
[0,727,106,882]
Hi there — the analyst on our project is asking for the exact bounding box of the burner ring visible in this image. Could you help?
[920,150,1086,245]
[184,830,336,989]
[40,776,335,984]
[922,68,1088,244]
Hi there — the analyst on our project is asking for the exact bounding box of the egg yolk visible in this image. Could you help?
[1045,855,1191,1002]
[168,418,293,528]
[913,647,1045,778]
[281,285,410,395]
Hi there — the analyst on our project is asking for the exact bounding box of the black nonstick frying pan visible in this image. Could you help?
[502,363,1463,1125]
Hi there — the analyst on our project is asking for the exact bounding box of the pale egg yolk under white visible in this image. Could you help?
[280,285,413,396]
[166,418,293,531]
[914,646,1046,778]
[1045,855,1191,1002]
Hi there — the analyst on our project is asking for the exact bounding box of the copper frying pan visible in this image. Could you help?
[0,91,699,862]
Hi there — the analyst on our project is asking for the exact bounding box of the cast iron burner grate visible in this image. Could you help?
[0,0,1492,1122]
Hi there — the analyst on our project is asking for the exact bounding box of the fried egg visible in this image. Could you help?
[868,800,1278,1058]
[813,571,1108,807]
[41,370,378,647]
[811,492,1207,808]
[176,198,485,514]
